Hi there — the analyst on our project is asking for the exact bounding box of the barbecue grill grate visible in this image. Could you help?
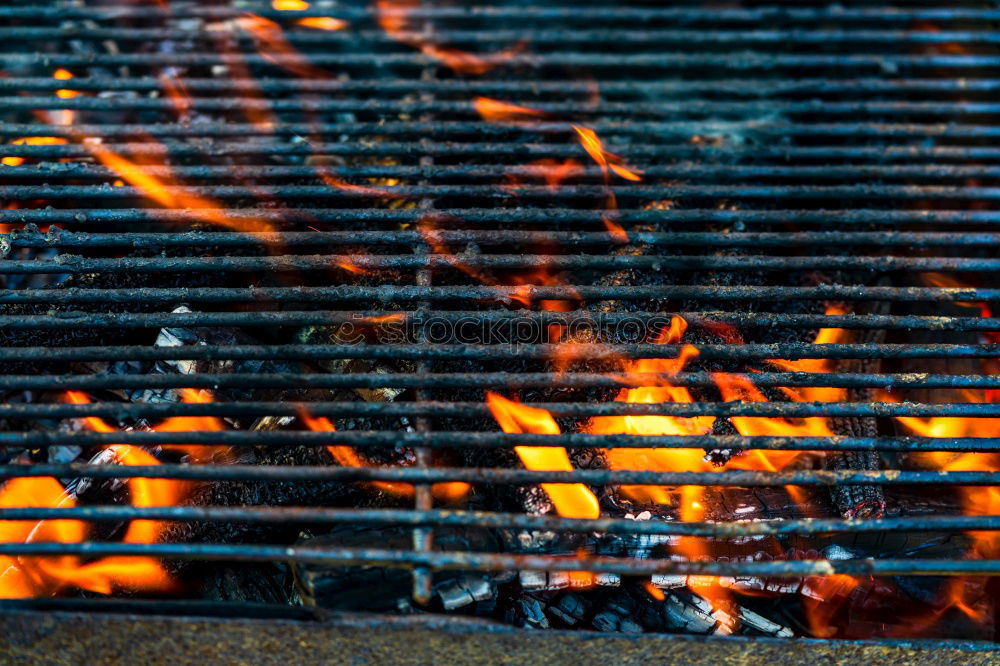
[0,0,998,641]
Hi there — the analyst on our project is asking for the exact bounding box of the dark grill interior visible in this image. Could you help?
[0,0,999,650]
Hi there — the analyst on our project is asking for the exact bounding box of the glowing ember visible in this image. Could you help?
[485,392,600,520]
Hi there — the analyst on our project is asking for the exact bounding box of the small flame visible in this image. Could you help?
[473,97,547,123]
[485,392,600,519]
[572,126,643,182]
[272,0,309,9]
[84,143,274,234]
[53,69,78,101]
[300,413,470,503]
[154,388,232,464]
[571,126,640,242]
[503,159,584,193]
[2,137,68,167]
[296,17,349,31]
[643,579,666,601]
[375,0,525,75]
[218,15,329,80]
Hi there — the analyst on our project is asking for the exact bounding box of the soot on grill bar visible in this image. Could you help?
[0,0,998,657]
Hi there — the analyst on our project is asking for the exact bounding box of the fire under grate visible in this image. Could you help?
[0,0,999,654]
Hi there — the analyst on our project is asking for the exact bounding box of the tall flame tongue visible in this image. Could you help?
[582,316,734,629]
[485,393,600,520]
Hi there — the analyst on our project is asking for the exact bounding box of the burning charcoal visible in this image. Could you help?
[659,591,727,635]
[519,570,620,592]
[202,563,291,605]
[292,527,501,612]
[434,574,497,611]
[547,592,591,627]
[297,325,407,403]
[512,596,550,629]
[590,592,645,633]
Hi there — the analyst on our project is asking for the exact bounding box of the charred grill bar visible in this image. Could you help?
[1,0,999,660]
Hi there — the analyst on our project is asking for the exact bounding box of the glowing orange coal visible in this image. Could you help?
[375,0,525,75]
[300,412,470,503]
[485,392,600,520]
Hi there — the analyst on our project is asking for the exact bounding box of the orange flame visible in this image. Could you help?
[84,143,274,234]
[473,97,547,123]
[503,159,584,194]
[300,413,470,503]
[0,476,175,599]
[375,0,525,75]
[572,126,643,182]
[0,388,199,600]
[2,137,68,167]
[154,388,232,464]
[296,17,349,31]
[53,69,78,101]
[485,392,600,520]
[214,15,329,80]
[571,126,640,242]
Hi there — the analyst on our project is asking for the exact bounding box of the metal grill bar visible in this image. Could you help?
[0,542,995,579]
[0,432,996,454]
[8,53,1000,69]
[0,311,992,332]
[1,255,997,274]
[0,400,990,419]
[0,464,996,487]
[6,121,1000,139]
[8,28,1000,46]
[7,230,1000,250]
[9,144,1000,162]
[0,371,993,392]
[6,164,1000,183]
[4,208,1000,227]
[0,344,987,362]
[14,99,1000,117]
[1,6,998,21]
[0,286,995,305]
[5,77,1000,95]
[0,507,995,538]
